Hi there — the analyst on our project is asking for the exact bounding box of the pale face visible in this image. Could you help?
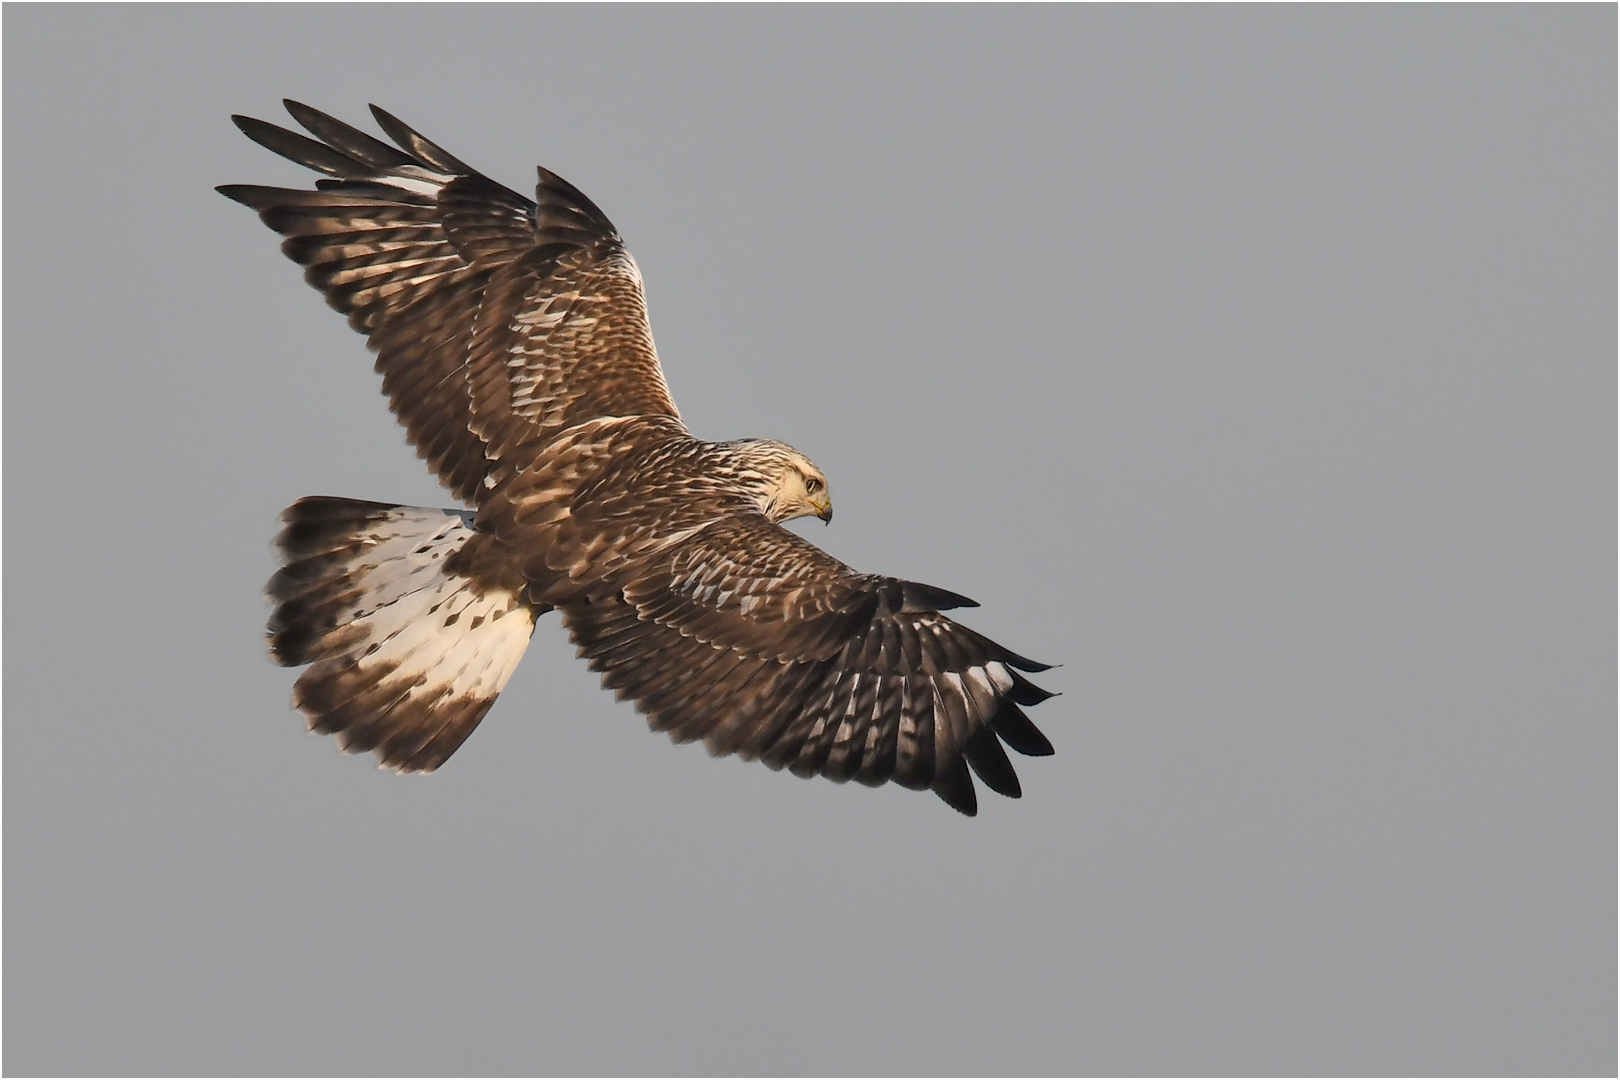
[754,450,832,525]
[729,440,833,524]
[776,455,833,524]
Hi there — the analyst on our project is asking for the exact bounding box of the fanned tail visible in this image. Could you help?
[266,496,536,772]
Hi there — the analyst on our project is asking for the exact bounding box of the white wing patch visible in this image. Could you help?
[374,165,456,199]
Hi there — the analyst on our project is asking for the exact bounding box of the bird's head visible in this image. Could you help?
[729,440,833,525]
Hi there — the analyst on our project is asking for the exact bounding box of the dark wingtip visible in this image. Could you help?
[932,756,979,816]
[963,726,1022,799]
[283,100,419,171]
[998,647,1053,673]
[988,700,1055,758]
[1007,668,1058,706]
[231,114,279,141]
[367,103,473,174]
[900,581,979,613]
[229,113,361,178]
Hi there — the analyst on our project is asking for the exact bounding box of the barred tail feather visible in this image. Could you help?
[266,496,535,772]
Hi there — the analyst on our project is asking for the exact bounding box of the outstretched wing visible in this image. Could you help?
[558,516,1055,815]
[219,101,681,504]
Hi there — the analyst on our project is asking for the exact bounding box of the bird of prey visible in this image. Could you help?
[221,101,1055,815]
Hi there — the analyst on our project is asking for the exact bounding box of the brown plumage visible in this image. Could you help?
[226,101,1055,815]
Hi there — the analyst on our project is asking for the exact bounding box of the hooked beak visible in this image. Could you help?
[815,501,833,524]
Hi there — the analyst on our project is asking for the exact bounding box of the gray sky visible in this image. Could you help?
[5,5,1614,1075]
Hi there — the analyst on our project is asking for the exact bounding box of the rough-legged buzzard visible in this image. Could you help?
[220,101,1055,815]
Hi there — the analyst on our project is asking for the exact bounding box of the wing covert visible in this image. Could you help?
[463,240,678,469]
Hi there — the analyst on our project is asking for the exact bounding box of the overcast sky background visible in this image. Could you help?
[5,6,1613,1075]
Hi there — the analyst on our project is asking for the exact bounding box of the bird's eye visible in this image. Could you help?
[805,477,821,494]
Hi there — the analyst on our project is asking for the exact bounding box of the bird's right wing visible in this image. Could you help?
[219,101,681,504]
[558,515,1056,815]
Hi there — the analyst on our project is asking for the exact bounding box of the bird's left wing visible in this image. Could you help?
[557,516,1055,815]
[219,101,681,503]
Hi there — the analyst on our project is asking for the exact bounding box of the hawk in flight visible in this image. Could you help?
[221,101,1055,815]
